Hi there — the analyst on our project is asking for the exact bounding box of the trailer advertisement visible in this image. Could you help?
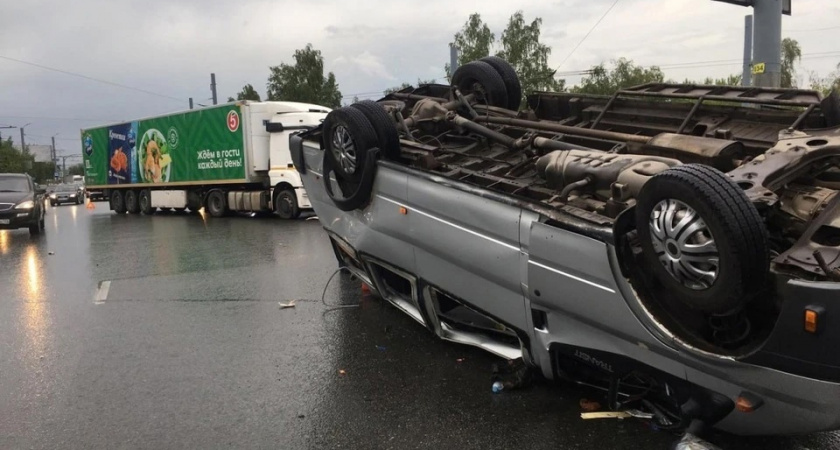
[82,105,246,187]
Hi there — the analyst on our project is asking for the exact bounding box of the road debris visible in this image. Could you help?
[579,398,601,412]
[673,433,722,450]
[491,381,504,393]
[376,345,387,351]
[338,369,347,376]
[456,358,465,363]
[278,300,296,309]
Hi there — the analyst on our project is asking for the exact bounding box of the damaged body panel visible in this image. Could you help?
[293,59,840,437]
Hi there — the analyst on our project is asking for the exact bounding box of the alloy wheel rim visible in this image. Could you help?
[649,199,719,290]
[331,125,357,174]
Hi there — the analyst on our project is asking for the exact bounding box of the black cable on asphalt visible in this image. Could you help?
[279,266,361,312]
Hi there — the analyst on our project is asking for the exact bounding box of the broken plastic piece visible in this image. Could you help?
[279,300,296,309]
[580,411,632,420]
[492,381,504,393]
[672,432,722,450]
[338,369,347,376]
[456,358,465,363]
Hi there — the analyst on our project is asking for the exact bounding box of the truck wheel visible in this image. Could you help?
[111,191,127,214]
[480,56,522,110]
[274,189,300,219]
[451,61,509,109]
[139,189,155,215]
[635,164,769,314]
[125,190,140,214]
[206,190,227,218]
[323,106,379,182]
[350,100,401,161]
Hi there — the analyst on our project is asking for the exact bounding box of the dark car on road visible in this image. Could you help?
[49,183,84,206]
[0,173,46,235]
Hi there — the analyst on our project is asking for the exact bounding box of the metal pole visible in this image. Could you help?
[189,97,194,109]
[51,136,57,180]
[753,0,782,87]
[742,14,753,87]
[210,73,218,105]
[20,127,26,153]
[449,44,459,77]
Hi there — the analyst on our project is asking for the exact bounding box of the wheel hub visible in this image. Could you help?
[332,125,357,174]
[649,199,719,290]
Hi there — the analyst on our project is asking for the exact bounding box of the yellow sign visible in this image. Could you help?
[752,62,765,75]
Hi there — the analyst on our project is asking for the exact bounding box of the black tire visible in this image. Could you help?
[139,189,155,215]
[323,107,379,182]
[125,190,140,214]
[480,56,522,110]
[350,100,401,161]
[206,190,227,218]
[451,61,509,109]
[274,189,300,219]
[635,164,769,314]
[187,191,202,212]
[323,147,379,212]
[111,191,126,214]
[50,201,56,206]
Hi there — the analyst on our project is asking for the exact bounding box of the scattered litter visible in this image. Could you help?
[579,398,601,412]
[580,411,631,420]
[490,358,533,392]
[376,345,387,351]
[673,433,722,450]
[361,283,371,294]
[580,410,655,420]
[278,300,296,309]
[48,251,55,255]
[338,369,347,376]
[456,358,465,363]
[297,414,306,419]
[491,381,504,393]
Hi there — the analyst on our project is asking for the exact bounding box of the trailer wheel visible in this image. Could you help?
[635,164,769,314]
[206,190,227,218]
[274,189,300,219]
[451,61,509,109]
[139,189,155,215]
[479,56,522,110]
[350,100,401,161]
[111,191,127,214]
[125,190,140,214]
[323,106,379,182]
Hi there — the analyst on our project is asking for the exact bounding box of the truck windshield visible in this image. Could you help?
[0,176,30,192]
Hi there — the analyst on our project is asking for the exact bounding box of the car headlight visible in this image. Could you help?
[49,194,56,199]
[70,193,76,197]
[15,200,35,210]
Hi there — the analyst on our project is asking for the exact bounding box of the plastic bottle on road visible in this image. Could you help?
[492,381,504,393]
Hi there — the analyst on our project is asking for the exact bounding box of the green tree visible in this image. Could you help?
[573,58,664,95]
[809,65,840,96]
[0,137,26,173]
[384,78,438,95]
[266,44,342,108]
[67,163,85,176]
[446,13,495,77]
[702,74,742,86]
[496,11,565,108]
[781,37,802,88]
[227,83,262,102]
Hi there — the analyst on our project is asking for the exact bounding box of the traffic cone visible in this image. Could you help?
[86,199,95,210]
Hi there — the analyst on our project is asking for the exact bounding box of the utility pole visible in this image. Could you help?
[20,127,26,154]
[742,15,753,87]
[210,73,218,105]
[712,0,788,88]
[51,135,58,180]
[753,0,782,87]
[189,97,194,109]
[449,44,460,78]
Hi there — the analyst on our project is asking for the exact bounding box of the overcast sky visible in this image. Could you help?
[1,0,838,157]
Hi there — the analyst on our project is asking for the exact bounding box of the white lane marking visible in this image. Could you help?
[95,280,111,304]
[376,195,520,252]
[528,260,616,294]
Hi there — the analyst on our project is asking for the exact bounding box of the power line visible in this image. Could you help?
[0,114,109,122]
[786,26,840,33]
[555,0,621,70]
[0,54,184,103]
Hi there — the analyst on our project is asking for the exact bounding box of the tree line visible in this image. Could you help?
[226,10,837,109]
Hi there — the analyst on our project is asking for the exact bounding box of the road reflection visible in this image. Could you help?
[26,245,40,298]
[0,230,7,255]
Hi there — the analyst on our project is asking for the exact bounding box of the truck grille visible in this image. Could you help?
[0,203,13,211]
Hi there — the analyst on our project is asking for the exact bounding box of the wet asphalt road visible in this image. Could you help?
[1,202,839,450]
